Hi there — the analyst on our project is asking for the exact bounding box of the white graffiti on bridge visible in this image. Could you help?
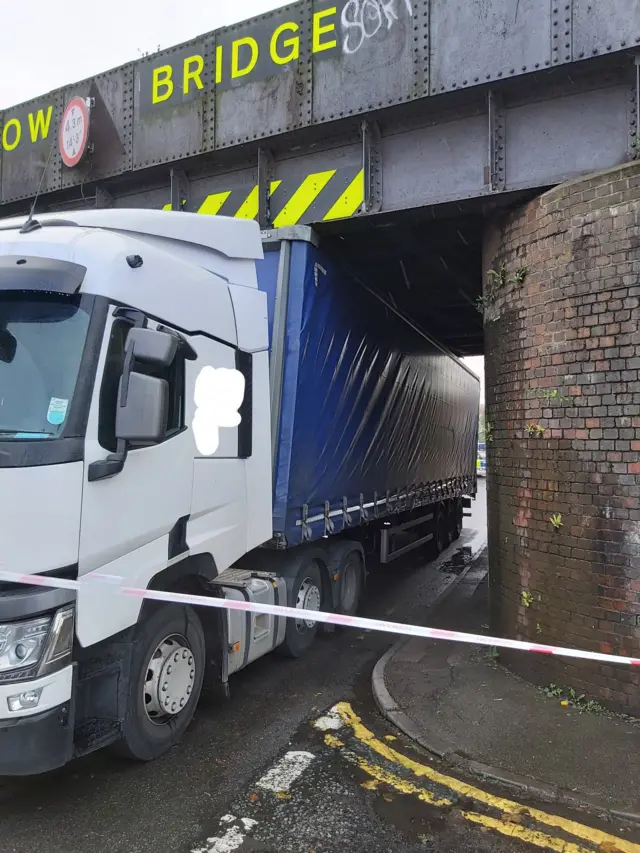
[341,0,414,55]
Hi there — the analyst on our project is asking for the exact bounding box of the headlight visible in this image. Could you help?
[0,616,51,672]
[0,605,75,676]
[40,606,74,670]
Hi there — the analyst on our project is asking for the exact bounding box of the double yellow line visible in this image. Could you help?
[320,703,639,853]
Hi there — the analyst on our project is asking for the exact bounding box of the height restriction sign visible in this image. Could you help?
[59,97,90,168]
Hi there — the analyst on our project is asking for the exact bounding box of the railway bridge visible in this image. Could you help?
[1,0,639,712]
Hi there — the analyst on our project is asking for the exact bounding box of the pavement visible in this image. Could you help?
[373,548,640,827]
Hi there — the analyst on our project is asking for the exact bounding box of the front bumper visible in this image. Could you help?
[0,665,75,776]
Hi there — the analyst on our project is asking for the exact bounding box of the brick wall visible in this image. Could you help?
[484,162,640,715]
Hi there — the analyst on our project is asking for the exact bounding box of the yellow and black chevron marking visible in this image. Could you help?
[163,165,364,226]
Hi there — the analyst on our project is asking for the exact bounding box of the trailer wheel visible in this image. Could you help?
[432,505,448,555]
[443,502,454,548]
[451,498,463,541]
[338,549,364,617]
[280,559,323,658]
[113,604,206,762]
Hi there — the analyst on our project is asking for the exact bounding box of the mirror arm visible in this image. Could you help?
[157,324,197,361]
[118,342,136,406]
[87,439,128,482]
[87,342,137,483]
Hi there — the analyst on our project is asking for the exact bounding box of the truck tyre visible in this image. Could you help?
[451,498,463,541]
[280,559,323,658]
[113,604,206,762]
[432,505,448,556]
[337,549,364,617]
[444,501,454,548]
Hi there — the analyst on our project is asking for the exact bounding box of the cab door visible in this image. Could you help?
[77,312,194,647]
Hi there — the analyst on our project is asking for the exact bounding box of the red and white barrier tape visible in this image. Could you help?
[1,569,639,667]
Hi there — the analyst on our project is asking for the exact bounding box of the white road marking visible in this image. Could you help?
[192,815,258,853]
[256,750,315,793]
[193,826,245,853]
[190,749,315,851]
[314,708,344,731]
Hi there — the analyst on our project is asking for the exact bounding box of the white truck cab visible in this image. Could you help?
[0,210,281,773]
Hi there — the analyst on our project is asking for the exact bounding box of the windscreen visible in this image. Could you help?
[0,292,90,439]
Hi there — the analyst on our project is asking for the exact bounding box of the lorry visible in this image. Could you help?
[0,209,479,775]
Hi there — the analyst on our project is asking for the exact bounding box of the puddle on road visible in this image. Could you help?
[438,546,474,576]
[371,780,449,845]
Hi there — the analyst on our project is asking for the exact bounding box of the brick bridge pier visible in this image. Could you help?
[485,162,640,715]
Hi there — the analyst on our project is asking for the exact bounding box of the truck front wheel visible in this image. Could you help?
[114,604,206,762]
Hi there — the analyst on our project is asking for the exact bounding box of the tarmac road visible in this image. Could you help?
[6,484,615,853]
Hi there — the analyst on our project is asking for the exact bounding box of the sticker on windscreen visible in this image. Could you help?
[47,397,69,426]
[15,432,50,439]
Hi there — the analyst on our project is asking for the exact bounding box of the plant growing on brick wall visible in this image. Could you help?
[537,388,572,405]
[521,590,534,608]
[476,295,489,313]
[525,423,545,437]
[477,264,529,314]
[510,267,529,285]
[550,513,563,530]
[485,422,494,443]
[487,263,508,289]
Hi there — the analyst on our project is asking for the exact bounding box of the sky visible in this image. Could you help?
[0,0,286,109]
[462,356,485,404]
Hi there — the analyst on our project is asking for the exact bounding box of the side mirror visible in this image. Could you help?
[0,328,17,364]
[126,327,178,367]
[115,372,168,445]
[87,322,178,483]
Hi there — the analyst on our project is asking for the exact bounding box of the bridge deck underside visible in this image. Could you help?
[319,208,489,356]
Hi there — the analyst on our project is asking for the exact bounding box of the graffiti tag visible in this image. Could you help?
[341,0,414,55]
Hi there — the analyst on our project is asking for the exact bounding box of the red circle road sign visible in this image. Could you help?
[59,97,90,168]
